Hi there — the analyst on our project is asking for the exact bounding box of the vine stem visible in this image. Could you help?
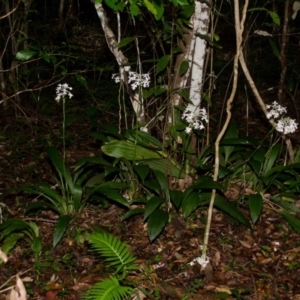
[201,0,249,262]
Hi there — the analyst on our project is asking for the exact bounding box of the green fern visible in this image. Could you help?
[82,276,134,300]
[87,229,138,274]
[83,229,139,300]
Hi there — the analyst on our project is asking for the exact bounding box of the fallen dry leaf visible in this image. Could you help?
[0,249,8,263]
[9,275,27,300]
[238,239,252,248]
[214,285,232,294]
[45,291,57,300]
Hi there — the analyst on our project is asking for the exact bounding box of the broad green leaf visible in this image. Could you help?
[74,169,92,186]
[272,197,300,213]
[147,209,169,242]
[75,74,87,87]
[131,197,148,204]
[193,176,224,191]
[156,55,170,73]
[35,184,66,212]
[179,2,195,19]
[32,236,42,258]
[177,88,189,101]
[221,123,239,164]
[143,179,161,193]
[220,137,258,146]
[280,211,300,233]
[40,52,50,63]
[25,201,57,214]
[90,132,109,142]
[104,166,122,177]
[104,0,118,10]
[130,3,139,16]
[287,163,300,169]
[179,61,189,76]
[53,215,71,247]
[102,140,161,160]
[248,7,280,25]
[170,0,189,6]
[118,37,135,48]
[85,174,106,188]
[98,181,128,189]
[262,165,285,177]
[213,33,220,41]
[123,208,144,220]
[133,164,150,182]
[16,50,36,61]
[181,191,201,219]
[0,233,22,264]
[74,156,111,171]
[27,221,39,237]
[144,197,164,220]
[96,187,129,208]
[268,38,280,59]
[47,147,74,192]
[97,124,123,139]
[214,197,251,229]
[154,87,166,95]
[125,130,163,150]
[152,0,164,20]
[248,194,263,225]
[138,158,185,178]
[152,169,170,201]
[170,190,183,210]
[219,166,233,179]
[194,33,222,49]
[253,148,267,163]
[248,159,262,177]
[72,184,83,212]
[0,219,29,239]
[268,11,280,26]
[143,0,157,16]
[263,144,281,174]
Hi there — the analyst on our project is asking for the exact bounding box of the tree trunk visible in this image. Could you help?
[93,2,146,124]
[171,2,211,116]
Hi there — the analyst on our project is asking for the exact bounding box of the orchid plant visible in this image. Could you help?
[25,84,130,247]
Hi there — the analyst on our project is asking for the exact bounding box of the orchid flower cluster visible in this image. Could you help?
[112,71,150,91]
[55,83,73,102]
[266,101,298,135]
[189,255,210,268]
[182,104,208,134]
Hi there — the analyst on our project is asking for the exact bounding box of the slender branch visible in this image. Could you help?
[239,50,294,162]
[277,0,290,104]
[0,1,19,20]
[201,0,248,262]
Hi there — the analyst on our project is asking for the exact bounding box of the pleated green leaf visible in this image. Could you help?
[280,211,300,233]
[147,209,169,242]
[248,194,263,225]
[144,197,164,221]
[53,215,71,247]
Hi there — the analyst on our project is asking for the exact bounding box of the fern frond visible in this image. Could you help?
[82,276,134,300]
[87,230,137,274]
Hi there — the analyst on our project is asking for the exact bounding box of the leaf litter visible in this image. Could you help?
[1,121,300,299]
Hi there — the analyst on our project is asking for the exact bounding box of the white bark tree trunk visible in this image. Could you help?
[171,2,210,121]
[188,2,210,107]
[93,2,146,124]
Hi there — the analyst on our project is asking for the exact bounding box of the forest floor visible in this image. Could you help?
[1,113,300,300]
